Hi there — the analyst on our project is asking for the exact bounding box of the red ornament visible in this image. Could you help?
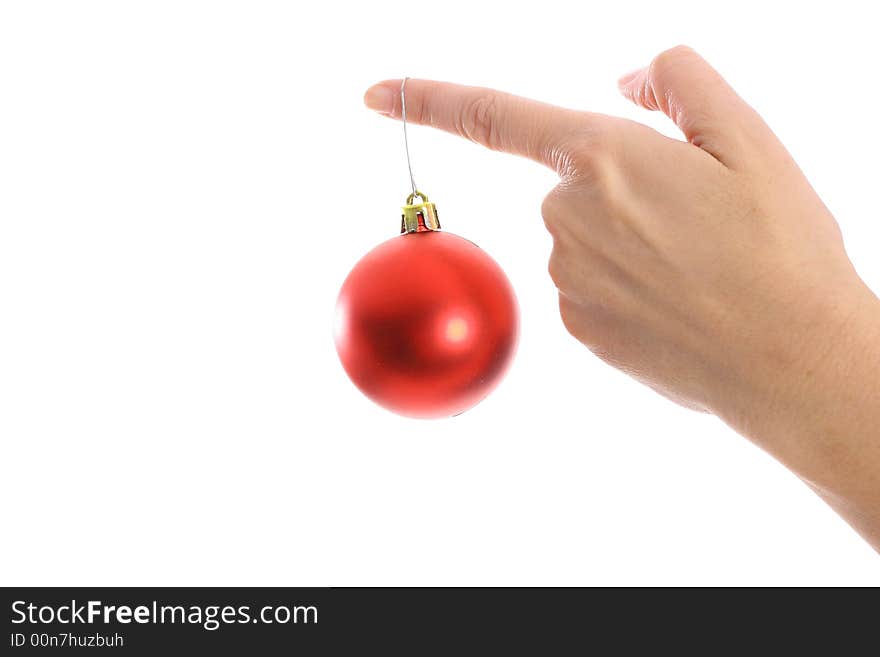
[334,193,519,418]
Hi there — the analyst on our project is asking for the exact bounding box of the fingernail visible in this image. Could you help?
[617,67,645,88]
[364,84,394,114]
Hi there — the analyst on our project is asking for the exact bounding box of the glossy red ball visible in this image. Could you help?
[334,230,519,418]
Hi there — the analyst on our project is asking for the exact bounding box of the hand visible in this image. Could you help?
[364,46,880,549]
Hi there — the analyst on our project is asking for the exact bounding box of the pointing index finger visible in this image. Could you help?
[364,78,589,174]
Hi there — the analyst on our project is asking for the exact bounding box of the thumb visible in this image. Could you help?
[618,45,765,167]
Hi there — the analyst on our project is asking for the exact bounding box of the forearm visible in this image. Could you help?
[723,281,880,549]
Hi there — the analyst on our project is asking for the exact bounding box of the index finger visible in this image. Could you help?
[364,78,591,174]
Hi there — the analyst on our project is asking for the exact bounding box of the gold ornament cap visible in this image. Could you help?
[400,191,441,233]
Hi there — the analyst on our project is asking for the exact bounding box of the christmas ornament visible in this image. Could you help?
[334,79,519,418]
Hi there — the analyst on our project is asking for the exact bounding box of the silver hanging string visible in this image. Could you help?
[401,77,419,198]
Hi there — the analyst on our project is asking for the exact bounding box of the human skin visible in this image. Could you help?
[364,46,880,552]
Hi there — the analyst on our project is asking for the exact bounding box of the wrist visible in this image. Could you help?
[721,278,880,497]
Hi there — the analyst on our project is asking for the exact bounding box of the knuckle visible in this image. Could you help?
[558,296,606,353]
[570,148,604,179]
[558,296,581,338]
[566,126,616,183]
[540,189,562,217]
[540,190,566,235]
[649,44,696,82]
[572,156,614,200]
[460,93,501,149]
[547,252,565,291]
[558,296,614,358]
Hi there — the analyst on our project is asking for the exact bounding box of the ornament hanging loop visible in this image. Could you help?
[401,192,440,234]
[401,78,419,197]
[399,79,440,234]
[398,79,440,233]
[406,190,428,205]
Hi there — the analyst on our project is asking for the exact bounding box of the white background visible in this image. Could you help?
[2,1,879,585]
